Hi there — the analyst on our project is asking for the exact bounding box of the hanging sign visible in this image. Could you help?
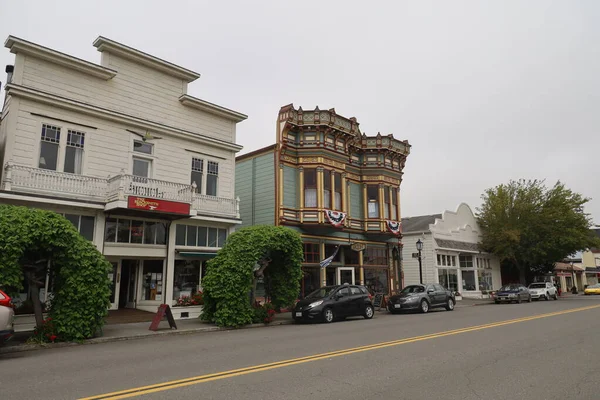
[324,210,346,227]
[386,220,402,236]
[350,242,366,252]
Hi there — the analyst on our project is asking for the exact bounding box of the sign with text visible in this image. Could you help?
[149,304,178,331]
[128,196,190,215]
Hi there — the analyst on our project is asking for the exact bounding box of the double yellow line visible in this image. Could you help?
[81,304,600,400]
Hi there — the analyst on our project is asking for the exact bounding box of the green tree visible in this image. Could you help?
[201,225,303,327]
[477,180,600,283]
[0,205,111,341]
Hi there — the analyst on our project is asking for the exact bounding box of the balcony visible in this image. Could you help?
[2,162,240,219]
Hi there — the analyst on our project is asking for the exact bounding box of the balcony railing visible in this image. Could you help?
[2,163,239,218]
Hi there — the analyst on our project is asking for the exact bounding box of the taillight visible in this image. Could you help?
[0,290,12,308]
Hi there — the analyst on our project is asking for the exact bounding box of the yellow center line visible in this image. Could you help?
[80,304,600,400]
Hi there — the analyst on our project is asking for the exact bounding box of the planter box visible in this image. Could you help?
[171,305,203,319]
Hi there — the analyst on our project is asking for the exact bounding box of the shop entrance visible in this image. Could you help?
[337,267,355,285]
[108,259,139,310]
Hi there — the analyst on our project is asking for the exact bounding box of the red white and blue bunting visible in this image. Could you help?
[386,220,402,236]
[324,210,346,227]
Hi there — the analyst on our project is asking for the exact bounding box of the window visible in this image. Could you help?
[142,260,163,301]
[437,254,457,267]
[173,260,201,300]
[344,246,360,265]
[133,158,151,178]
[323,170,331,209]
[364,247,387,266]
[364,268,389,294]
[384,187,391,219]
[206,161,219,196]
[334,173,342,210]
[39,124,60,170]
[391,188,398,220]
[64,130,85,174]
[300,267,320,298]
[175,224,228,247]
[367,185,379,218]
[324,244,341,262]
[63,214,95,241]
[478,269,493,291]
[104,218,167,245]
[133,140,153,154]
[303,243,320,263]
[437,269,458,292]
[459,255,474,268]
[304,169,317,207]
[462,270,476,291]
[191,158,204,193]
[336,287,350,297]
[476,258,490,269]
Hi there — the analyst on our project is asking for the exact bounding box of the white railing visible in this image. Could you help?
[193,194,240,218]
[3,162,107,200]
[106,174,193,203]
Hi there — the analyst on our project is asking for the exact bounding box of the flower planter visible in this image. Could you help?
[171,305,203,319]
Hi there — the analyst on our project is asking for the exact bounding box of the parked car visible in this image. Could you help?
[387,284,455,314]
[528,282,558,301]
[584,283,600,295]
[0,289,15,345]
[293,284,375,323]
[495,284,531,304]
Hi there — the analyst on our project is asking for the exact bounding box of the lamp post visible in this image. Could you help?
[416,239,423,284]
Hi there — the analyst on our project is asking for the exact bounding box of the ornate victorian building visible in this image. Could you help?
[236,104,410,296]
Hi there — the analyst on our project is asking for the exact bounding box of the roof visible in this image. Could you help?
[554,262,585,271]
[434,238,480,252]
[401,214,441,233]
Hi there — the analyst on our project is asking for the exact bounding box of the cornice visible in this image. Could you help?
[179,95,247,123]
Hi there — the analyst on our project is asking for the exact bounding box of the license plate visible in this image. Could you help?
[295,312,302,317]
[394,304,401,309]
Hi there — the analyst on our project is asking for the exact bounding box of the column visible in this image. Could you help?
[317,167,324,223]
[397,188,402,221]
[164,222,177,306]
[320,241,326,287]
[298,167,304,223]
[359,250,364,285]
[278,164,284,207]
[341,173,347,213]
[378,184,385,230]
[362,184,368,230]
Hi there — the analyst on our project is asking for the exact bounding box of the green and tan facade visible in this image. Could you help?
[236,104,410,296]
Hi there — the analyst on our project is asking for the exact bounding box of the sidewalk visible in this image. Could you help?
[0,312,293,355]
[456,298,494,307]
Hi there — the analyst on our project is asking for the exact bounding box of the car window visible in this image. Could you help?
[434,284,445,292]
[305,286,337,299]
[426,285,435,292]
[350,287,362,295]
[337,288,350,297]
[359,286,369,294]
[400,285,425,294]
[529,283,546,289]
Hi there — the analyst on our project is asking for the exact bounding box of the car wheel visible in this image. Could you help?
[420,299,429,313]
[364,305,374,319]
[322,308,335,323]
[445,298,455,311]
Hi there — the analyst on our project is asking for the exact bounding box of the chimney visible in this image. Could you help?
[5,65,14,84]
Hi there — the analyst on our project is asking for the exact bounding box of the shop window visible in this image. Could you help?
[303,243,320,263]
[301,267,320,298]
[104,218,167,245]
[142,260,164,301]
[364,247,387,266]
[63,213,94,241]
[364,268,389,294]
[459,255,474,268]
[462,270,476,291]
[324,244,341,262]
[437,254,457,267]
[344,246,360,265]
[438,269,458,292]
[333,173,342,210]
[323,170,331,209]
[174,224,227,248]
[304,169,317,207]
[175,225,187,246]
[173,260,201,300]
[197,227,208,246]
[367,185,379,218]
[478,269,493,291]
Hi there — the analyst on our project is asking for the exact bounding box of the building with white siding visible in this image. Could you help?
[401,203,501,299]
[0,36,246,320]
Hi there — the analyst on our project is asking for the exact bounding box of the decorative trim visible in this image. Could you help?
[386,220,402,236]
[281,155,297,164]
[5,35,117,80]
[93,36,200,82]
[324,210,346,227]
[6,84,243,152]
[179,95,247,122]
[29,113,97,130]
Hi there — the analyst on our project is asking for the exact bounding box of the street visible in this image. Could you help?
[2,297,600,400]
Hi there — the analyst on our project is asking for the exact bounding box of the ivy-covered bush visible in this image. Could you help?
[0,205,111,341]
[201,225,303,327]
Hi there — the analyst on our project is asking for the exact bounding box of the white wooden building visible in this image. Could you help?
[401,203,502,299]
[0,35,246,320]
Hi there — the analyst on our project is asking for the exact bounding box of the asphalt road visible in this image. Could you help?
[2,296,600,400]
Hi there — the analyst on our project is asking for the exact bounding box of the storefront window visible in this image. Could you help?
[462,270,476,291]
[459,255,474,268]
[301,267,320,297]
[478,269,493,291]
[142,260,164,301]
[175,225,227,247]
[105,218,167,245]
[364,247,388,266]
[438,269,458,292]
[344,246,360,265]
[64,213,95,241]
[364,268,389,294]
[324,244,341,262]
[173,260,201,300]
[303,243,320,263]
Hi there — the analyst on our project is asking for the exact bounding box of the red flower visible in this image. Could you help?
[49,335,57,342]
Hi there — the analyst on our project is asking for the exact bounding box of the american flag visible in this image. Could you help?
[320,246,340,269]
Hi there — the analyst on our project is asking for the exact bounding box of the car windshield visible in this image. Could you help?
[305,286,337,299]
[400,285,425,294]
[528,283,546,289]
[500,285,520,291]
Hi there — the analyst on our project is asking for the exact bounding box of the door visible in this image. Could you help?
[433,284,447,305]
[337,267,355,285]
[108,261,121,310]
[119,260,138,309]
[332,287,352,317]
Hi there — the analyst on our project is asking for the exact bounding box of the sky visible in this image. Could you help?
[1,0,598,223]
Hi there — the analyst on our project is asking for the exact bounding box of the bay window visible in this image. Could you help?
[334,173,342,210]
[323,170,331,209]
[384,187,391,219]
[391,188,398,220]
[367,185,379,218]
[304,169,317,207]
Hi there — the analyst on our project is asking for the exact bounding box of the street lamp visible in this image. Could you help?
[416,239,423,284]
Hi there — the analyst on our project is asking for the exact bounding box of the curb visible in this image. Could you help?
[0,319,294,355]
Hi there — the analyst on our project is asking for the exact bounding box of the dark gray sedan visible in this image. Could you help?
[387,284,456,314]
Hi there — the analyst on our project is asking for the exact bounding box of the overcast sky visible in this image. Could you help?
[1,1,598,223]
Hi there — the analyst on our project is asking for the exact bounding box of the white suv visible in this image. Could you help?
[528,282,558,301]
[0,289,15,344]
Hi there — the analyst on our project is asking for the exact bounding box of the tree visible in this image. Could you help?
[201,225,303,327]
[477,180,600,283]
[0,205,111,341]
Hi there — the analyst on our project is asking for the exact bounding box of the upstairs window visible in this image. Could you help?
[323,170,331,209]
[334,173,342,211]
[206,161,219,196]
[191,158,203,193]
[391,188,398,220]
[39,124,61,171]
[384,187,391,219]
[133,140,153,155]
[304,169,317,207]
[367,185,379,218]
[64,130,85,174]
[133,140,153,178]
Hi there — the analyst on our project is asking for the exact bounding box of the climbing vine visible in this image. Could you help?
[201,225,303,327]
[0,205,111,341]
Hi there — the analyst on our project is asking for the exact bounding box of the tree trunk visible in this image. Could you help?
[28,275,44,328]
